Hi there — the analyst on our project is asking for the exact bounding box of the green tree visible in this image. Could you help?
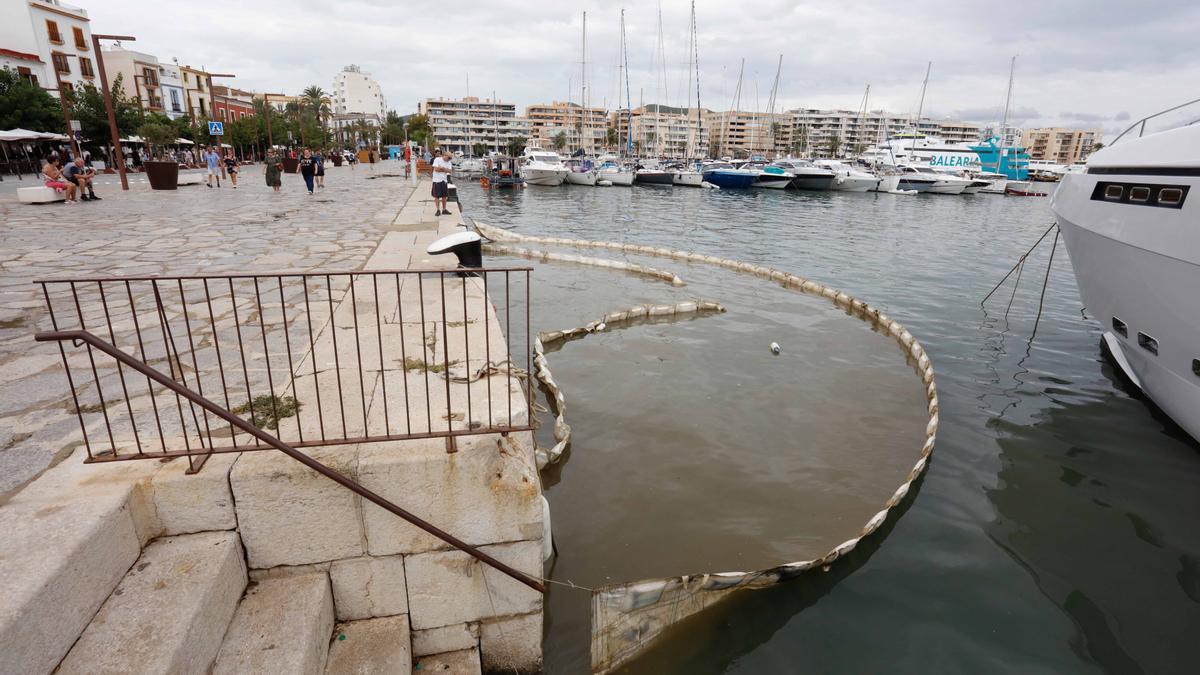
[0,68,62,131]
[605,126,619,149]
[136,121,176,160]
[471,142,488,157]
[505,135,526,156]
[381,110,405,146]
[404,114,433,147]
[552,131,567,152]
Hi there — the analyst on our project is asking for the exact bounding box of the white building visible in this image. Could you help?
[789,108,982,157]
[157,61,186,120]
[0,0,95,98]
[100,46,168,117]
[333,64,385,120]
[419,97,531,155]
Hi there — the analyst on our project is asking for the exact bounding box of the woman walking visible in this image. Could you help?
[298,148,316,195]
[314,149,326,188]
[263,150,282,192]
[223,150,239,189]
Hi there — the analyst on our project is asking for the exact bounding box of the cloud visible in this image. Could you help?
[1113,111,1131,121]
[1060,111,1109,122]
[84,0,1200,140]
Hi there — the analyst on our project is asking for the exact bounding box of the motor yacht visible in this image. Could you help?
[813,160,877,192]
[1051,109,1200,442]
[739,161,793,189]
[595,157,635,186]
[521,148,569,186]
[673,166,704,186]
[701,162,758,189]
[898,165,970,194]
[634,160,675,185]
[974,171,1009,194]
[770,159,835,190]
[870,171,902,193]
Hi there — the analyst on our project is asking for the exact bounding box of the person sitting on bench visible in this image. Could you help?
[41,162,77,203]
[63,158,100,201]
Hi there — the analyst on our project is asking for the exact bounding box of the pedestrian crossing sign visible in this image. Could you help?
[208,121,224,136]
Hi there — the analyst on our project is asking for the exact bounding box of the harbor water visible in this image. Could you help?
[459,181,1200,674]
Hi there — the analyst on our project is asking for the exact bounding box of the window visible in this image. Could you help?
[170,89,181,112]
[1129,186,1150,202]
[73,27,87,50]
[79,56,94,78]
[60,82,73,96]
[1137,332,1158,355]
[142,67,158,87]
[52,52,70,74]
[1159,188,1183,205]
[1193,359,1199,378]
[1111,317,1128,337]
[46,20,62,43]
[16,66,38,86]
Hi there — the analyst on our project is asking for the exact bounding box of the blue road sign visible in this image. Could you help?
[208,121,224,136]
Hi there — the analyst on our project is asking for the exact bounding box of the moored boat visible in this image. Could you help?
[701,162,758,189]
[565,159,598,186]
[1051,109,1200,442]
[521,148,569,186]
[814,160,877,192]
[771,159,834,190]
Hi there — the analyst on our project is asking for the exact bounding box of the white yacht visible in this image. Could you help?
[870,172,903,193]
[771,159,835,190]
[861,134,984,172]
[898,165,971,194]
[1051,110,1200,442]
[813,160,877,192]
[595,156,635,186]
[673,168,704,187]
[975,171,1009,194]
[521,148,569,186]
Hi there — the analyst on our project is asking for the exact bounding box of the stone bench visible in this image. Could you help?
[177,173,204,185]
[17,186,66,204]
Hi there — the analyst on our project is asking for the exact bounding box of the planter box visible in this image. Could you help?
[331,156,343,167]
[282,157,299,174]
[144,161,179,190]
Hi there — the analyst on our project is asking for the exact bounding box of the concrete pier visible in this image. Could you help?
[0,171,544,673]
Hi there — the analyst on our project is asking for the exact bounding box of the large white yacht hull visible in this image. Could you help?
[926,180,967,194]
[870,174,902,192]
[1052,163,1200,442]
[524,168,568,186]
[980,178,1008,193]
[831,174,876,192]
[673,171,704,186]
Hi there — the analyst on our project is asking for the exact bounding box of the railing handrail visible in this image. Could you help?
[35,328,545,594]
[32,266,534,284]
[1111,96,1200,145]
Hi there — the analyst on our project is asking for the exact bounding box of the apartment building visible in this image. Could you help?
[178,65,212,120]
[0,0,95,97]
[210,85,254,122]
[609,105,711,157]
[419,96,530,155]
[333,65,385,121]
[706,110,792,158]
[99,46,188,119]
[1020,127,1103,164]
[789,108,982,157]
[525,101,608,154]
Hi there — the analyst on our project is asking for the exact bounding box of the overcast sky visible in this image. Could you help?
[91,0,1199,138]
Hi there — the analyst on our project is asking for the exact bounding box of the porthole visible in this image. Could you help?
[1193,359,1200,377]
[1111,316,1128,337]
[1137,332,1158,355]
[1129,186,1151,202]
[1160,188,1183,205]
[1104,184,1123,200]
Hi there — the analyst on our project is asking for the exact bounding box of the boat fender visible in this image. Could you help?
[770,342,781,355]
[700,181,719,189]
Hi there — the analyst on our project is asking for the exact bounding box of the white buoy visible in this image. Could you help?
[597,180,613,187]
[770,342,781,354]
[701,181,720,189]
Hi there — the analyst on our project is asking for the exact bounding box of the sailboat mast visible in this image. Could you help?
[581,11,587,154]
[912,60,932,154]
[622,9,633,157]
[766,54,782,157]
[692,0,703,159]
[855,83,869,157]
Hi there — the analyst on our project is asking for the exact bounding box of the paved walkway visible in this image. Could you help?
[0,160,447,496]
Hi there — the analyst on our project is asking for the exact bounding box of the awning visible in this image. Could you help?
[119,136,144,144]
[0,129,65,141]
[175,138,195,145]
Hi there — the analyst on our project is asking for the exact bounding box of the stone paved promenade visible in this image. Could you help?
[0,161,420,495]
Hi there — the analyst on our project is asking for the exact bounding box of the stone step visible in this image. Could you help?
[412,647,482,675]
[214,572,335,675]
[325,614,412,674]
[58,531,247,674]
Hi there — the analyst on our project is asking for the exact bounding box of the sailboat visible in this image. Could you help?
[673,0,704,187]
[565,11,598,186]
[599,9,636,187]
[636,3,675,186]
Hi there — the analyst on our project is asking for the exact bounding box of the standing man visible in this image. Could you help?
[204,146,221,188]
[431,150,452,216]
[403,143,411,178]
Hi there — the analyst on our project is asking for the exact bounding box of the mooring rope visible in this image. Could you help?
[473,221,939,674]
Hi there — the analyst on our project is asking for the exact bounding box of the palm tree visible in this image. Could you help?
[302,86,329,146]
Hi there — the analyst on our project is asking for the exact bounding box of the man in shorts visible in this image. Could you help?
[431,150,452,216]
[204,146,221,188]
[63,157,101,201]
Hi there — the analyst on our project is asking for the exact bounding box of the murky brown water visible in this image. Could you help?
[491,249,930,671]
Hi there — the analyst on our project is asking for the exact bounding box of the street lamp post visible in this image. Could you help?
[91,34,137,190]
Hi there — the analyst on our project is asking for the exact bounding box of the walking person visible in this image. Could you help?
[298,148,316,195]
[263,150,282,192]
[431,150,452,216]
[223,150,239,189]
[204,146,221,188]
[313,149,325,188]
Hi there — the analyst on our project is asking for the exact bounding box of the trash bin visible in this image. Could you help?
[427,231,483,272]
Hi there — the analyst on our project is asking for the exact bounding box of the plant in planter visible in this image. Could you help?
[137,122,180,190]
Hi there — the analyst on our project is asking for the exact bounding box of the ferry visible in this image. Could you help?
[1051,102,1200,443]
[861,133,1031,180]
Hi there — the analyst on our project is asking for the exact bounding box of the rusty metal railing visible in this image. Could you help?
[34,328,544,592]
[35,269,533,474]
